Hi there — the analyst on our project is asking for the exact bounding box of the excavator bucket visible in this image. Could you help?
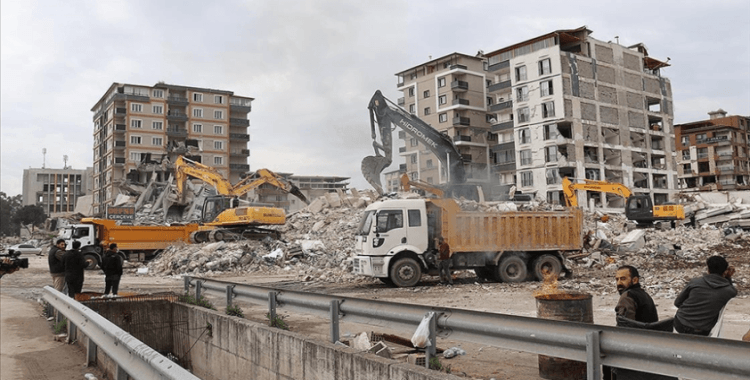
[361,155,391,194]
[288,184,309,205]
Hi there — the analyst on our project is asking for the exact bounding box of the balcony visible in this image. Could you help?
[230,117,250,127]
[398,97,405,106]
[114,157,126,166]
[167,110,188,121]
[488,80,512,92]
[166,128,187,138]
[451,80,469,91]
[229,164,250,171]
[229,98,252,113]
[492,141,515,151]
[490,100,513,112]
[487,60,510,72]
[230,133,250,141]
[452,116,470,126]
[114,124,126,133]
[114,92,149,102]
[398,147,406,153]
[114,140,126,149]
[453,135,472,142]
[230,149,250,157]
[450,64,467,70]
[491,120,514,132]
[167,96,189,106]
[114,107,127,115]
[452,98,470,106]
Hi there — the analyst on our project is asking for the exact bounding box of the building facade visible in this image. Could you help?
[249,174,350,213]
[22,167,93,216]
[675,109,750,191]
[90,82,252,216]
[396,27,679,206]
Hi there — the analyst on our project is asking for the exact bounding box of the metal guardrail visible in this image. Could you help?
[43,286,199,380]
[185,276,750,380]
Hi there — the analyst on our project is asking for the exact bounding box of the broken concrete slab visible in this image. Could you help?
[695,205,734,220]
[618,229,646,251]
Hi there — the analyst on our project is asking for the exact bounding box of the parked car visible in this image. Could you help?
[7,242,42,256]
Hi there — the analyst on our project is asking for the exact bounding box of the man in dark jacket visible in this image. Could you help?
[62,241,87,298]
[674,255,737,336]
[48,239,67,292]
[615,265,659,323]
[101,243,124,296]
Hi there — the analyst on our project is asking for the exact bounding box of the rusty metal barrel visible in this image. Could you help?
[535,292,593,380]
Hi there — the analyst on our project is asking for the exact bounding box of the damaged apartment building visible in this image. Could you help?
[675,109,750,191]
[396,26,678,206]
[90,82,253,216]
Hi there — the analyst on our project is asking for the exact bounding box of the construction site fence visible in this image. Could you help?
[185,276,750,380]
[43,286,200,380]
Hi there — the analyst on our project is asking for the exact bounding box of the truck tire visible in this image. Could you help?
[389,257,422,287]
[496,256,527,283]
[532,254,562,281]
[474,267,494,280]
[83,253,99,270]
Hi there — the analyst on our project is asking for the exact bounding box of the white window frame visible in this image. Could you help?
[130,119,142,129]
[539,58,552,76]
[423,90,430,98]
[214,110,223,119]
[408,87,415,97]
[214,156,223,165]
[129,152,142,162]
[192,123,203,133]
[131,103,143,112]
[193,108,203,117]
[541,80,554,97]
[152,121,163,130]
[214,141,223,150]
[542,101,555,118]
[152,137,163,146]
[439,95,447,105]
[516,86,528,102]
[410,138,418,147]
[521,171,534,187]
[518,107,530,123]
[409,104,415,113]
[214,125,223,135]
[424,107,430,116]
[515,65,527,82]
[439,113,447,123]
[545,146,558,163]
[214,95,224,104]
[520,149,532,166]
[543,124,558,140]
[152,89,164,98]
[519,128,531,144]
[193,93,203,102]
[152,105,163,114]
[438,77,446,87]
[130,135,142,145]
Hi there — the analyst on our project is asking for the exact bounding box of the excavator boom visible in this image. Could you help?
[562,177,631,207]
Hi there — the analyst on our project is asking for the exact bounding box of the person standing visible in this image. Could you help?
[101,243,123,296]
[63,241,86,299]
[674,255,737,336]
[437,237,453,285]
[48,239,67,292]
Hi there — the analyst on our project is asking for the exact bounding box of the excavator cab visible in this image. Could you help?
[625,195,654,223]
[201,196,235,224]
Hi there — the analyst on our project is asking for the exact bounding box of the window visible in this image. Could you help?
[408,209,421,227]
[410,155,417,164]
[130,119,142,128]
[496,150,515,164]
[487,97,494,106]
[543,124,559,140]
[539,58,552,76]
[193,108,203,117]
[546,169,561,185]
[424,107,431,115]
[439,95,447,105]
[540,80,554,97]
[193,93,203,102]
[519,128,531,144]
[152,89,164,98]
[131,103,143,112]
[438,77,446,87]
[683,163,692,172]
[486,114,496,123]
[545,146,558,162]
[518,107,529,123]
[214,125,223,134]
[410,138,418,147]
[439,113,448,123]
[486,79,492,88]
[214,110,223,119]
[214,156,223,165]
[681,136,689,145]
[696,133,706,141]
[682,149,690,160]
[408,87,414,97]
[542,101,555,118]
[152,137,163,146]
[409,104,415,113]
[426,159,433,168]
[515,65,527,82]
[516,86,528,102]
[520,150,532,166]
[130,136,142,145]
[376,210,403,233]
[151,121,163,130]
[697,147,708,158]
[129,152,142,162]
[214,141,223,150]
[193,123,203,133]
[521,171,534,186]
[214,95,224,104]
[423,90,430,98]
[152,105,163,114]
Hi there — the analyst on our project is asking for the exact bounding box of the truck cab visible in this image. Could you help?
[58,224,102,269]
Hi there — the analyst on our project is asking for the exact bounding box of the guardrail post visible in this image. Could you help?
[68,320,77,344]
[196,281,203,300]
[116,364,128,380]
[425,312,437,369]
[86,339,97,366]
[226,285,235,307]
[183,276,191,293]
[586,330,602,380]
[330,300,340,343]
[268,291,277,322]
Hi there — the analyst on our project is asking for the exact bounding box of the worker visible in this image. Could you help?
[48,239,67,292]
[437,237,453,285]
[101,243,124,296]
[63,241,87,299]
[0,257,19,278]
[674,255,737,336]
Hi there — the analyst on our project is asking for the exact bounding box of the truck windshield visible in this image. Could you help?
[72,227,90,239]
[356,210,375,236]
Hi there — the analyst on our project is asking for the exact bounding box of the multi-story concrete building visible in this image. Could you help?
[91,82,252,216]
[395,27,678,206]
[22,167,93,216]
[248,173,350,212]
[675,109,750,191]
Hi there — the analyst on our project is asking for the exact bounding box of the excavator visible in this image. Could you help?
[361,90,477,199]
[174,156,309,242]
[399,173,444,198]
[561,177,685,226]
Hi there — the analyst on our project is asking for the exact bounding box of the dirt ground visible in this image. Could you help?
[1,251,749,380]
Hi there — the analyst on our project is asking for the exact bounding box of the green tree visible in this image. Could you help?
[12,205,47,232]
[0,193,22,236]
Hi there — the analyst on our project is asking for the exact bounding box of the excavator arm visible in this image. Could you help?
[562,177,632,207]
[400,173,444,198]
[175,156,235,202]
[231,168,309,204]
[362,90,466,194]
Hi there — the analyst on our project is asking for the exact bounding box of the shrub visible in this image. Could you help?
[225,305,244,318]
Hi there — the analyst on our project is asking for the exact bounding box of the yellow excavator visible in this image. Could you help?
[174,156,309,242]
[399,173,445,198]
[561,177,685,226]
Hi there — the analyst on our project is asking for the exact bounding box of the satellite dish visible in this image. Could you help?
[489,118,497,124]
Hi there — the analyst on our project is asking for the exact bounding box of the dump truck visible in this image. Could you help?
[59,218,200,269]
[352,198,583,287]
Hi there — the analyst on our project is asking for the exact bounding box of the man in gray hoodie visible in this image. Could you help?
[674,255,737,336]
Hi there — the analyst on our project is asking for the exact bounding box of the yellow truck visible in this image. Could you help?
[352,198,583,287]
[59,218,200,269]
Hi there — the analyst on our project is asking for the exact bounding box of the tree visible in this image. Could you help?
[12,205,47,232]
[0,192,22,236]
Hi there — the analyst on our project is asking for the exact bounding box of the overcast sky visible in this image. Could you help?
[2,0,749,197]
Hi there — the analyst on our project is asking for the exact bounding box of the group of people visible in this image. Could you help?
[48,240,124,298]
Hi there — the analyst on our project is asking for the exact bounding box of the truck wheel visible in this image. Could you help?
[389,258,422,287]
[474,267,494,280]
[496,256,527,283]
[532,254,562,281]
[83,253,99,270]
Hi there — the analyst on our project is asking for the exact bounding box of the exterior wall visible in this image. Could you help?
[248,175,350,213]
[22,167,92,215]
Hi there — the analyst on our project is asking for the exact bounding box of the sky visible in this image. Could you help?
[2,0,749,197]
